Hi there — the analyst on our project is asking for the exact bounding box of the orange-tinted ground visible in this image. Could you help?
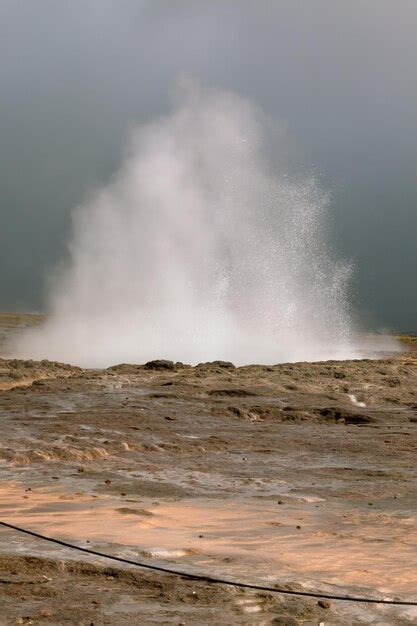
[0,318,416,624]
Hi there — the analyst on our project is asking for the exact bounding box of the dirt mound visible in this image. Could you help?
[318,407,376,425]
[0,553,342,624]
[0,358,82,391]
[197,360,236,370]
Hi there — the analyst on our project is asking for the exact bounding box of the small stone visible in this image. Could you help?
[296,525,302,529]
[165,415,176,420]
[105,479,112,484]
[277,500,284,505]
[318,599,331,609]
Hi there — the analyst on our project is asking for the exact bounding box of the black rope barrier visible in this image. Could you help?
[1,520,416,606]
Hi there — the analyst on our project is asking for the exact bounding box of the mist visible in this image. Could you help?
[1,2,417,330]
[11,81,373,367]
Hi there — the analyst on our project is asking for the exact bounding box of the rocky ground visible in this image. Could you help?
[0,324,416,624]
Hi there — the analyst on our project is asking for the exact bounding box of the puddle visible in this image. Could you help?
[0,481,416,597]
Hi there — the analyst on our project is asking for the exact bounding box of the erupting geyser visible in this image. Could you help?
[13,81,365,367]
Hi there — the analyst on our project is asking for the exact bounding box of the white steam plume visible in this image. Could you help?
[13,82,375,367]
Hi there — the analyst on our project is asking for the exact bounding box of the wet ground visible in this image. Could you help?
[0,352,416,624]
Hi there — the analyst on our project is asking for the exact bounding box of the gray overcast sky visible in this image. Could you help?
[1,0,416,330]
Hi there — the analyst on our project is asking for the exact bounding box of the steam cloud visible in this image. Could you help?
[13,82,375,367]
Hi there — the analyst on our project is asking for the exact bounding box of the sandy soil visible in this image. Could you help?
[0,347,416,624]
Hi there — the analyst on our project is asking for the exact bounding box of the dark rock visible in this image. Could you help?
[116,507,153,516]
[318,599,331,609]
[197,360,235,369]
[227,406,247,418]
[271,617,299,625]
[208,388,257,397]
[319,407,375,425]
[144,360,175,370]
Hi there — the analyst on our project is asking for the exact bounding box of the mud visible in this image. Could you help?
[0,352,416,624]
